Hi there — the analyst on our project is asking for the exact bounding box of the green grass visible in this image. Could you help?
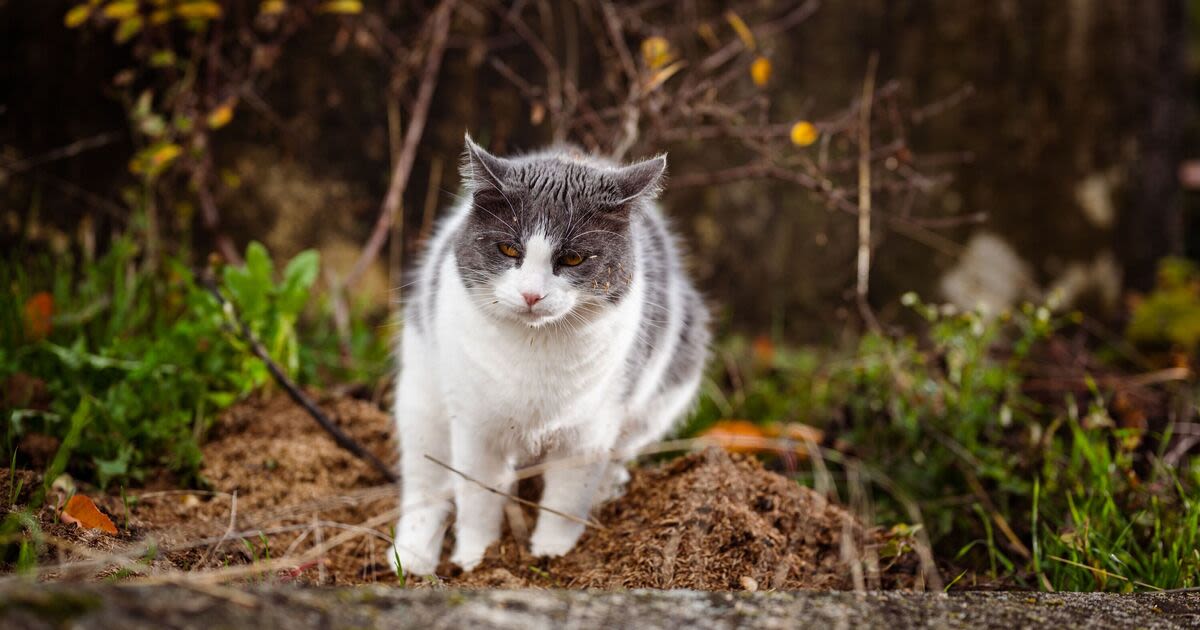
[5,234,1197,591]
[1,239,389,489]
[688,295,1200,591]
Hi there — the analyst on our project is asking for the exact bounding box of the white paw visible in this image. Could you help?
[388,539,438,577]
[597,464,631,503]
[449,542,487,571]
[529,523,584,558]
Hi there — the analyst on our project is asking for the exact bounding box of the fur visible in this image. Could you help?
[389,136,710,574]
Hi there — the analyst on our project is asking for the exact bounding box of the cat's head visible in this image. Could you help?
[454,135,665,328]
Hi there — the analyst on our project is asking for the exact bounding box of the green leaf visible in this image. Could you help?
[149,50,177,68]
[244,242,274,289]
[94,445,133,489]
[43,398,93,495]
[114,15,142,43]
[278,250,319,315]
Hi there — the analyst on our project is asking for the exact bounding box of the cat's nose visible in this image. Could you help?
[521,292,543,307]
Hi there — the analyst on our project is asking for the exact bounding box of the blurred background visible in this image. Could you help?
[3,0,1200,590]
[5,1,1196,337]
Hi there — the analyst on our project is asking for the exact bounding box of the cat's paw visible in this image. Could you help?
[596,464,631,504]
[388,539,438,577]
[449,543,487,571]
[529,523,585,558]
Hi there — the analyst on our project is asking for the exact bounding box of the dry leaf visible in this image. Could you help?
[750,56,771,87]
[175,1,223,20]
[640,36,672,70]
[724,10,756,51]
[317,0,363,14]
[101,1,138,20]
[751,335,775,365]
[767,422,825,445]
[23,292,54,341]
[62,494,119,535]
[790,121,819,147]
[643,60,686,92]
[207,102,235,129]
[700,420,768,453]
[259,0,286,16]
[696,22,720,49]
[64,4,92,28]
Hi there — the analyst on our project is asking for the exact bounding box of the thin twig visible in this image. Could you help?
[197,490,238,568]
[423,454,608,531]
[343,0,457,289]
[856,52,879,332]
[198,273,398,483]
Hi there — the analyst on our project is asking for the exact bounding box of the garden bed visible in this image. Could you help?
[2,393,918,589]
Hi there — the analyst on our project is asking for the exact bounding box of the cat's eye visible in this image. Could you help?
[498,242,520,258]
[558,252,584,267]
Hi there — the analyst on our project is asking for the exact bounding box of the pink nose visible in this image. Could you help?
[522,292,543,307]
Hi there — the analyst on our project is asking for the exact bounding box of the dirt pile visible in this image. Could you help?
[6,394,918,590]
[460,448,917,590]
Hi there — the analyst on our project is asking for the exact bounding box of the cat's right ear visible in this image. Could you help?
[463,134,511,192]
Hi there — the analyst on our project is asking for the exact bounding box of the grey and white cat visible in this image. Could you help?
[389,136,710,574]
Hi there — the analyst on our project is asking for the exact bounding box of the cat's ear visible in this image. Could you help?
[463,133,512,191]
[613,154,667,204]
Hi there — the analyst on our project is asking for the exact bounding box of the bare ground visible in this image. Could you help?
[3,393,918,589]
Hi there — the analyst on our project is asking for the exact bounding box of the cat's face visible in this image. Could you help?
[454,137,665,328]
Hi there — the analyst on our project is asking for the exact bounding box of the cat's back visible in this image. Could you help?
[623,201,711,408]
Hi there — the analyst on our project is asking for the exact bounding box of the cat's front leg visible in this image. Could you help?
[390,354,452,577]
[449,425,513,570]
[529,456,606,558]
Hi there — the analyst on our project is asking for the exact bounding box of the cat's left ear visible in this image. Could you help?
[613,154,667,204]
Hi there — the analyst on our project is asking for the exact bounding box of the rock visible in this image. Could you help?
[1,584,1197,629]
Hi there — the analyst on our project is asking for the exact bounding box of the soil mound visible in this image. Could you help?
[460,448,916,590]
[5,395,918,590]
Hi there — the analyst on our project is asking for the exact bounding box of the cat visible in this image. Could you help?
[389,135,710,575]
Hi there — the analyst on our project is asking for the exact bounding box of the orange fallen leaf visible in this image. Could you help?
[699,419,768,453]
[62,494,118,535]
[751,335,775,365]
[765,422,825,445]
[23,292,54,341]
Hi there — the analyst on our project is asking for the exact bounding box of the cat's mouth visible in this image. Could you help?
[514,307,559,326]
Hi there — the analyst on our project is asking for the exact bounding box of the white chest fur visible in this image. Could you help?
[432,252,644,458]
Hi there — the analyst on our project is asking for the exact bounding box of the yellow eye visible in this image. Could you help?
[498,242,520,258]
[559,252,584,267]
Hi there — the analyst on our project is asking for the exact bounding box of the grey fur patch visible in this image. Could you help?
[453,139,665,304]
[428,136,710,405]
[664,285,712,388]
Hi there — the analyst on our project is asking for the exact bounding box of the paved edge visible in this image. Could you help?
[0,584,1197,629]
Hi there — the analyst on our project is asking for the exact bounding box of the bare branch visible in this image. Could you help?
[343,0,457,289]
